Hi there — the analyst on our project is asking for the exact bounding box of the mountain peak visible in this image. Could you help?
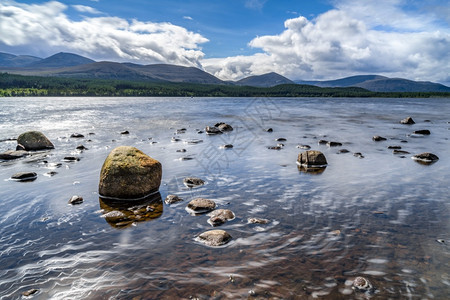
[236,72,294,87]
[28,52,95,68]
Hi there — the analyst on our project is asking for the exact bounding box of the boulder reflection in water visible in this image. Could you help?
[297,164,327,175]
[99,192,163,228]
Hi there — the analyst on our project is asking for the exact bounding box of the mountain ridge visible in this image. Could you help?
[0,51,449,92]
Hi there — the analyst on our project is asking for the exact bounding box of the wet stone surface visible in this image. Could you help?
[195,230,232,247]
[165,194,183,205]
[183,177,205,188]
[11,172,37,181]
[186,198,216,214]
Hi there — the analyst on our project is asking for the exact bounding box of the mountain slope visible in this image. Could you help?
[124,63,225,84]
[296,75,387,87]
[27,52,95,68]
[355,78,450,92]
[0,52,42,67]
[236,72,294,87]
[295,75,450,92]
[41,62,225,84]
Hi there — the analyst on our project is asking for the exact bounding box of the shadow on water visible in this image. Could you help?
[99,192,163,228]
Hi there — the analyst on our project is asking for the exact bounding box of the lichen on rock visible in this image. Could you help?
[98,146,162,200]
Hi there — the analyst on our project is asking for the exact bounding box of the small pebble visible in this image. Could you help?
[68,195,83,205]
[165,194,183,205]
[220,144,233,149]
[248,217,270,224]
[63,156,80,162]
[372,136,387,141]
[183,177,205,188]
[22,289,39,296]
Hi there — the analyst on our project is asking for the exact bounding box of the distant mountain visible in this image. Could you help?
[296,75,387,87]
[0,52,42,67]
[236,72,294,87]
[1,51,449,91]
[0,52,225,84]
[356,78,450,92]
[48,62,225,84]
[123,63,225,84]
[295,75,450,92]
[27,52,95,68]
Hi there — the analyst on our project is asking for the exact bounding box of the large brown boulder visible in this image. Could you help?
[17,131,54,151]
[297,150,327,166]
[98,146,162,199]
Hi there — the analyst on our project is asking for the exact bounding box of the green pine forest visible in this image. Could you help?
[1,73,449,98]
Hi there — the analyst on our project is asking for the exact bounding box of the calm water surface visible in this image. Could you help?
[0,97,449,299]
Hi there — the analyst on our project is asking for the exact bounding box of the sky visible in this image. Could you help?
[0,0,449,85]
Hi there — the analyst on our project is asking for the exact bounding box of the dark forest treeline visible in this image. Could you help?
[1,73,449,98]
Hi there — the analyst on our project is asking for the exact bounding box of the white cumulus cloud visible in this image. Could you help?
[72,5,102,15]
[203,1,450,85]
[0,0,208,67]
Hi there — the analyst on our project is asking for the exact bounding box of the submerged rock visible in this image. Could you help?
[327,141,342,147]
[0,150,28,160]
[393,150,410,155]
[184,138,203,144]
[99,193,163,228]
[183,177,205,188]
[207,209,235,226]
[220,144,233,149]
[297,150,327,167]
[248,217,270,224]
[70,133,84,138]
[297,144,311,150]
[372,135,387,141]
[98,146,162,199]
[22,289,39,297]
[165,194,183,205]
[205,126,222,135]
[337,149,350,154]
[11,172,37,181]
[413,129,431,135]
[400,116,415,124]
[196,229,232,246]
[186,198,216,214]
[267,145,283,150]
[68,195,84,205]
[17,131,54,151]
[411,152,439,164]
[217,123,233,132]
[353,152,365,158]
[63,156,80,162]
[352,276,373,293]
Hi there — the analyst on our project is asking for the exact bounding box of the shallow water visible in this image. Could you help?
[0,97,449,299]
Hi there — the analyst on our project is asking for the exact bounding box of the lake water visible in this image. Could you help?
[0,97,449,299]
